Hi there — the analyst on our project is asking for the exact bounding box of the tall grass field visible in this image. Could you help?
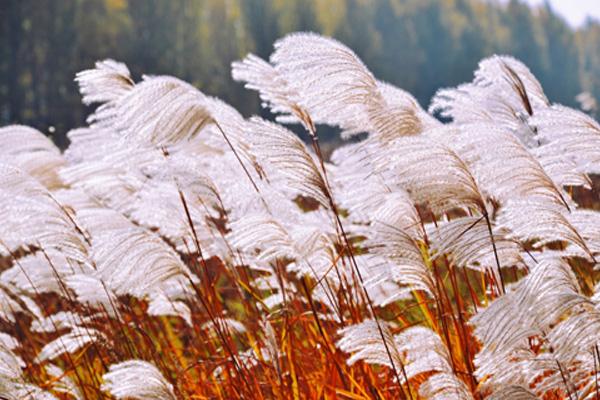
[2,32,600,399]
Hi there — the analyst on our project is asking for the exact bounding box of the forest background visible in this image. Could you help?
[2,0,599,146]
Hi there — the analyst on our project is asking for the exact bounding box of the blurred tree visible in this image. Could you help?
[1,0,26,124]
[241,0,280,59]
[503,0,548,80]
[578,21,600,103]
[538,2,581,104]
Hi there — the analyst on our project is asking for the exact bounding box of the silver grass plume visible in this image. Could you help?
[370,135,487,215]
[75,59,134,105]
[531,104,600,174]
[471,258,600,397]
[234,32,436,139]
[488,385,539,400]
[0,165,89,262]
[0,125,65,189]
[337,321,472,399]
[246,116,330,208]
[101,360,176,400]
[430,55,548,130]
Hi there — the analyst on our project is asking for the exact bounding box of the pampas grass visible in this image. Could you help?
[1,32,600,399]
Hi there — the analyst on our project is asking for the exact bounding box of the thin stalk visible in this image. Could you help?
[483,212,506,294]
[173,181,255,395]
[300,277,350,391]
[445,260,478,395]
[556,359,576,400]
[0,242,91,398]
[594,345,600,400]
[306,126,412,400]
[213,121,271,212]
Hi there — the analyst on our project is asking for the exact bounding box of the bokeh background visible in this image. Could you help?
[1,0,600,147]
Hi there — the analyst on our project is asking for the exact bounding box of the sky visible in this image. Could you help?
[524,0,600,27]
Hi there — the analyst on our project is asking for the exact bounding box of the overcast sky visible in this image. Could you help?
[524,0,600,27]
